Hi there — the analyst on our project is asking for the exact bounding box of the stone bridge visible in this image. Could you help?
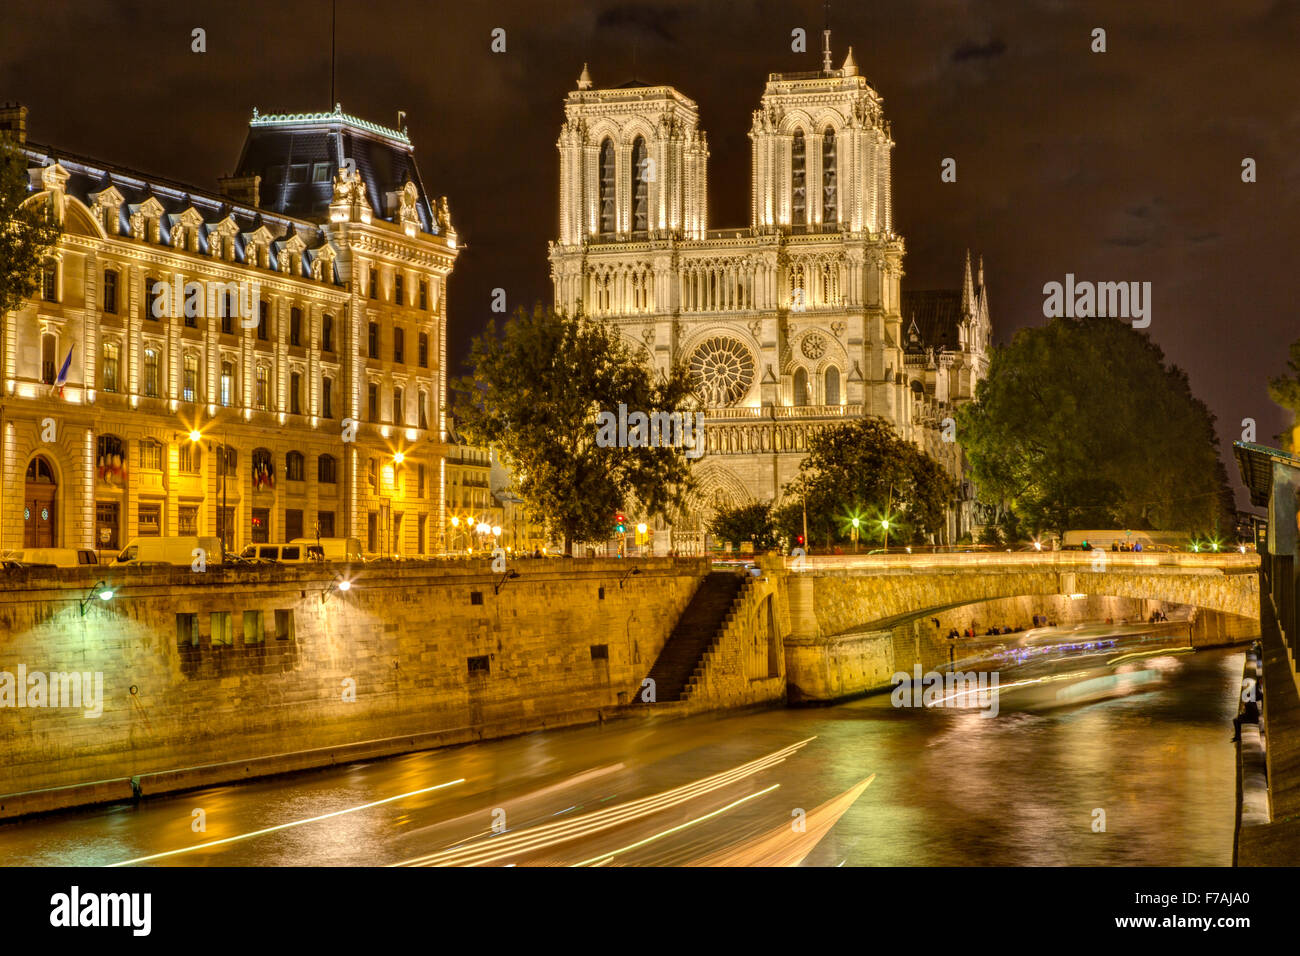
[783,551,1261,640]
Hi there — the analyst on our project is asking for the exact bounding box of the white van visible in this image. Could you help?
[6,548,99,568]
[114,536,224,566]
[289,537,363,562]
[239,542,313,564]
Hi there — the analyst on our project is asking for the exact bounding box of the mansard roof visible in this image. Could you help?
[231,105,439,235]
[21,140,342,280]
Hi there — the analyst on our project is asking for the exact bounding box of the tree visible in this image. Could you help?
[452,305,696,555]
[1268,336,1300,451]
[957,317,1233,538]
[773,417,956,549]
[707,502,777,552]
[0,137,62,318]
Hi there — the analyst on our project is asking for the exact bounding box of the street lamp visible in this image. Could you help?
[322,573,353,604]
[881,519,891,552]
[851,516,860,553]
[190,427,229,554]
[79,580,114,616]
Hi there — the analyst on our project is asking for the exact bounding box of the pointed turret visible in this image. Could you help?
[977,254,985,291]
[842,46,858,76]
[577,63,593,90]
[961,249,975,316]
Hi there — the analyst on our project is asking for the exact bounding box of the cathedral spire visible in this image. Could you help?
[977,254,985,290]
[961,249,975,316]
[822,0,833,73]
[577,63,592,90]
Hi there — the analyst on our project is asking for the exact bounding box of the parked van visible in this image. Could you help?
[113,536,224,566]
[289,537,363,562]
[238,542,313,564]
[4,547,99,568]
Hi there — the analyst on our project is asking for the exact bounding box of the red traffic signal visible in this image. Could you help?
[796,535,805,546]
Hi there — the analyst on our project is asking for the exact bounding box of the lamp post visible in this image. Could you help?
[851,516,860,553]
[881,519,890,553]
[190,427,228,555]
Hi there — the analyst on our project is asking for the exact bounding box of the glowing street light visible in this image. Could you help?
[393,451,405,465]
[188,429,202,443]
[79,580,115,616]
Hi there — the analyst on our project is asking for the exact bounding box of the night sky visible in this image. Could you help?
[3,0,1297,506]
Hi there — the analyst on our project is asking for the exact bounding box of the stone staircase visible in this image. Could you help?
[634,571,747,704]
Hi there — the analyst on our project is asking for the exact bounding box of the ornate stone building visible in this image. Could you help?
[548,46,992,544]
[0,104,458,557]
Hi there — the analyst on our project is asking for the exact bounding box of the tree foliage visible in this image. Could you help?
[1268,337,1300,451]
[452,305,696,554]
[707,502,778,551]
[956,317,1233,537]
[0,137,62,318]
[772,417,955,549]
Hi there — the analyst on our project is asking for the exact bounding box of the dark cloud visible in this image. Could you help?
[951,39,1006,62]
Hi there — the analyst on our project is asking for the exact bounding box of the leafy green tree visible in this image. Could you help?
[0,137,62,318]
[957,317,1233,538]
[773,417,956,549]
[453,305,696,554]
[707,502,777,551]
[1268,337,1300,451]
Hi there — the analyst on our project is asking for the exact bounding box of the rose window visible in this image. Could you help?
[801,333,827,360]
[689,336,756,406]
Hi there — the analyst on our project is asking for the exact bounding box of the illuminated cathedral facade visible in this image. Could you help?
[548,40,992,545]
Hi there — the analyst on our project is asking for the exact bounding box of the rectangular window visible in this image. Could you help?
[179,443,200,474]
[419,280,428,310]
[393,387,404,425]
[258,301,269,340]
[242,610,264,645]
[367,511,377,552]
[285,508,303,540]
[418,332,428,368]
[417,464,425,498]
[143,349,160,397]
[41,261,57,302]
[393,513,403,554]
[318,456,337,483]
[217,445,237,477]
[145,277,161,320]
[470,592,484,607]
[177,613,199,648]
[210,611,233,647]
[395,274,404,306]
[368,322,379,358]
[290,372,302,415]
[103,269,118,314]
[178,504,198,534]
[317,510,335,537]
[274,609,296,641]
[322,377,333,418]
[418,392,428,430]
[468,655,489,674]
[139,440,163,471]
[138,502,161,536]
[256,365,269,410]
[251,507,270,544]
[368,383,379,421]
[220,363,234,406]
[40,334,57,385]
[591,644,609,661]
[322,314,334,352]
[102,343,120,393]
[418,513,427,553]
[221,309,233,335]
[183,355,198,402]
[369,267,378,300]
[394,327,405,363]
[311,162,332,183]
[286,453,304,482]
[290,307,302,347]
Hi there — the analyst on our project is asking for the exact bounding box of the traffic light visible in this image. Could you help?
[615,513,626,534]
[796,534,805,546]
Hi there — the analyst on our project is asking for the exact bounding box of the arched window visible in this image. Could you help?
[286,451,304,482]
[252,448,274,490]
[791,130,807,225]
[97,434,127,487]
[822,127,837,223]
[598,139,616,236]
[825,366,841,405]
[631,136,649,232]
[26,457,55,483]
[793,367,809,407]
[318,454,337,484]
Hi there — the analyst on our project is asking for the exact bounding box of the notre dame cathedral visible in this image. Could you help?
[547,36,992,546]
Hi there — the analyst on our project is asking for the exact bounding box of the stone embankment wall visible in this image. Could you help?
[0,558,707,817]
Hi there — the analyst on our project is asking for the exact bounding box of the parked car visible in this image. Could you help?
[113,536,224,566]
[3,547,98,567]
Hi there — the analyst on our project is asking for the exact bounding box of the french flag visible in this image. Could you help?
[52,343,74,399]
